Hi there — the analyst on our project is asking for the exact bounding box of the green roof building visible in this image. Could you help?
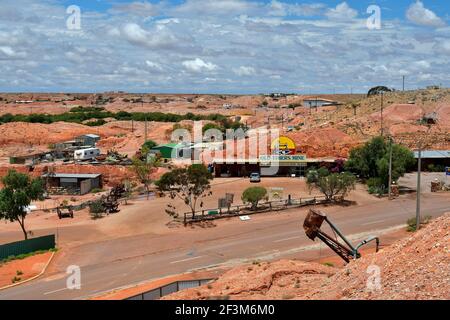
[151,143,183,161]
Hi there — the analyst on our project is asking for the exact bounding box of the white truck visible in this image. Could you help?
[74,148,100,161]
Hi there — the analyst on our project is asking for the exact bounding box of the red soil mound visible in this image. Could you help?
[165,213,449,300]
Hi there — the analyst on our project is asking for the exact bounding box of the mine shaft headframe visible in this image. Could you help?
[303,209,380,263]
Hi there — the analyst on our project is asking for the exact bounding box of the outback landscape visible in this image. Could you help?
[0,0,449,306]
[0,88,448,301]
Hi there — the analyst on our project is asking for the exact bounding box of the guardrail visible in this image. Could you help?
[125,279,215,300]
[180,195,329,225]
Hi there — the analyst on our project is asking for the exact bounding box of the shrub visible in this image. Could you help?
[85,119,107,126]
[89,200,104,219]
[306,169,356,202]
[407,215,432,232]
[242,187,267,210]
[367,177,387,196]
[90,188,103,194]
[12,276,21,283]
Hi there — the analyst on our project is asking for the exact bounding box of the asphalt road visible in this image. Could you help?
[0,193,448,300]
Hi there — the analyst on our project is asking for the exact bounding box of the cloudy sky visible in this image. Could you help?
[0,0,449,93]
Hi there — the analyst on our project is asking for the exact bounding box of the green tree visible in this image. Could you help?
[345,137,415,190]
[156,164,213,219]
[0,170,45,240]
[130,157,157,199]
[142,140,157,150]
[306,169,356,202]
[242,187,267,210]
[141,140,158,158]
[367,86,392,97]
[202,123,223,134]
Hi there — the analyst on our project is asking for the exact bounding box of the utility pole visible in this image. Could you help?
[388,136,393,199]
[402,76,405,92]
[416,145,422,231]
[380,92,384,137]
[144,116,148,142]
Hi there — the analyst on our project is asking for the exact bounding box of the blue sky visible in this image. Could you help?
[0,1,449,93]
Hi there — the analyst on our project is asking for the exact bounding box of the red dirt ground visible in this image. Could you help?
[164,213,450,300]
[0,251,53,288]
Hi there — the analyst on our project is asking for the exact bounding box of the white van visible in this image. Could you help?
[74,148,100,161]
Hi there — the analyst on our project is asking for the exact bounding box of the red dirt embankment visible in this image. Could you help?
[0,252,53,288]
[164,213,449,300]
[288,128,358,158]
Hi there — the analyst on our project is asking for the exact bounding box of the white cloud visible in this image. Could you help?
[0,45,26,59]
[182,58,218,73]
[268,1,326,17]
[0,46,16,57]
[120,23,178,49]
[325,2,358,21]
[233,66,256,76]
[174,0,256,16]
[110,1,159,17]
[406,1,446,28]
[145,60,163,71]
[0,0,448,93]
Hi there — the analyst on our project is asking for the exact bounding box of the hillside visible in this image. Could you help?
[164,213,450,300]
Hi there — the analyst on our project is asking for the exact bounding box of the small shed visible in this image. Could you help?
[150,143,184,162]
[42,173,102,195]
[303,98,339,108]
[414,150,450,170]
[75,134,100,147]
[10,151,53,165]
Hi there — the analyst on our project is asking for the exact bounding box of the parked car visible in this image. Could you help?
[250,172,261,183]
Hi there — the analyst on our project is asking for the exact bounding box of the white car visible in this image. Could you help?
[250,172,261,183]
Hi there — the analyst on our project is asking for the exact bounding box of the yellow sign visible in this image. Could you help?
[271,136,296,155]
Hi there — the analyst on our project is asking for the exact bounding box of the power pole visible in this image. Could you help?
[416,145,422,231]
[380,92,384,137]
[388,136,393,199]
[144,116,148,142]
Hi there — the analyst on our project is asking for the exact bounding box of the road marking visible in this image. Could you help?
[361,219,389,226]
[44,287,68,295]
[170,256,204,264]
[273,236,302,243]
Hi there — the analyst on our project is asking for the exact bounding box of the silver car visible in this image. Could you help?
[250,172,261,183]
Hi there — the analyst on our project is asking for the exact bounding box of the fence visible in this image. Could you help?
[0,235,55,260]
[181,195,329,225]
[126,279,215,300]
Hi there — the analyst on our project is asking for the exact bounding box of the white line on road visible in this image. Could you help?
[361,219,389,226]
[273,236,302,243]
[170,256,204,264]
[43,287,68,295]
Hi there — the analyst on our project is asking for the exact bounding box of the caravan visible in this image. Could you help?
[74,148,100,161]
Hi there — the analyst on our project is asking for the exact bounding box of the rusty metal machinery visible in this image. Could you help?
[303,209,380,263]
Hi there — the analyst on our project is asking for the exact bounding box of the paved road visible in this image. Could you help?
[0,193,448,300]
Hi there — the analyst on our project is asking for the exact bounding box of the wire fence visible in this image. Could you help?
[180,195,329,225]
